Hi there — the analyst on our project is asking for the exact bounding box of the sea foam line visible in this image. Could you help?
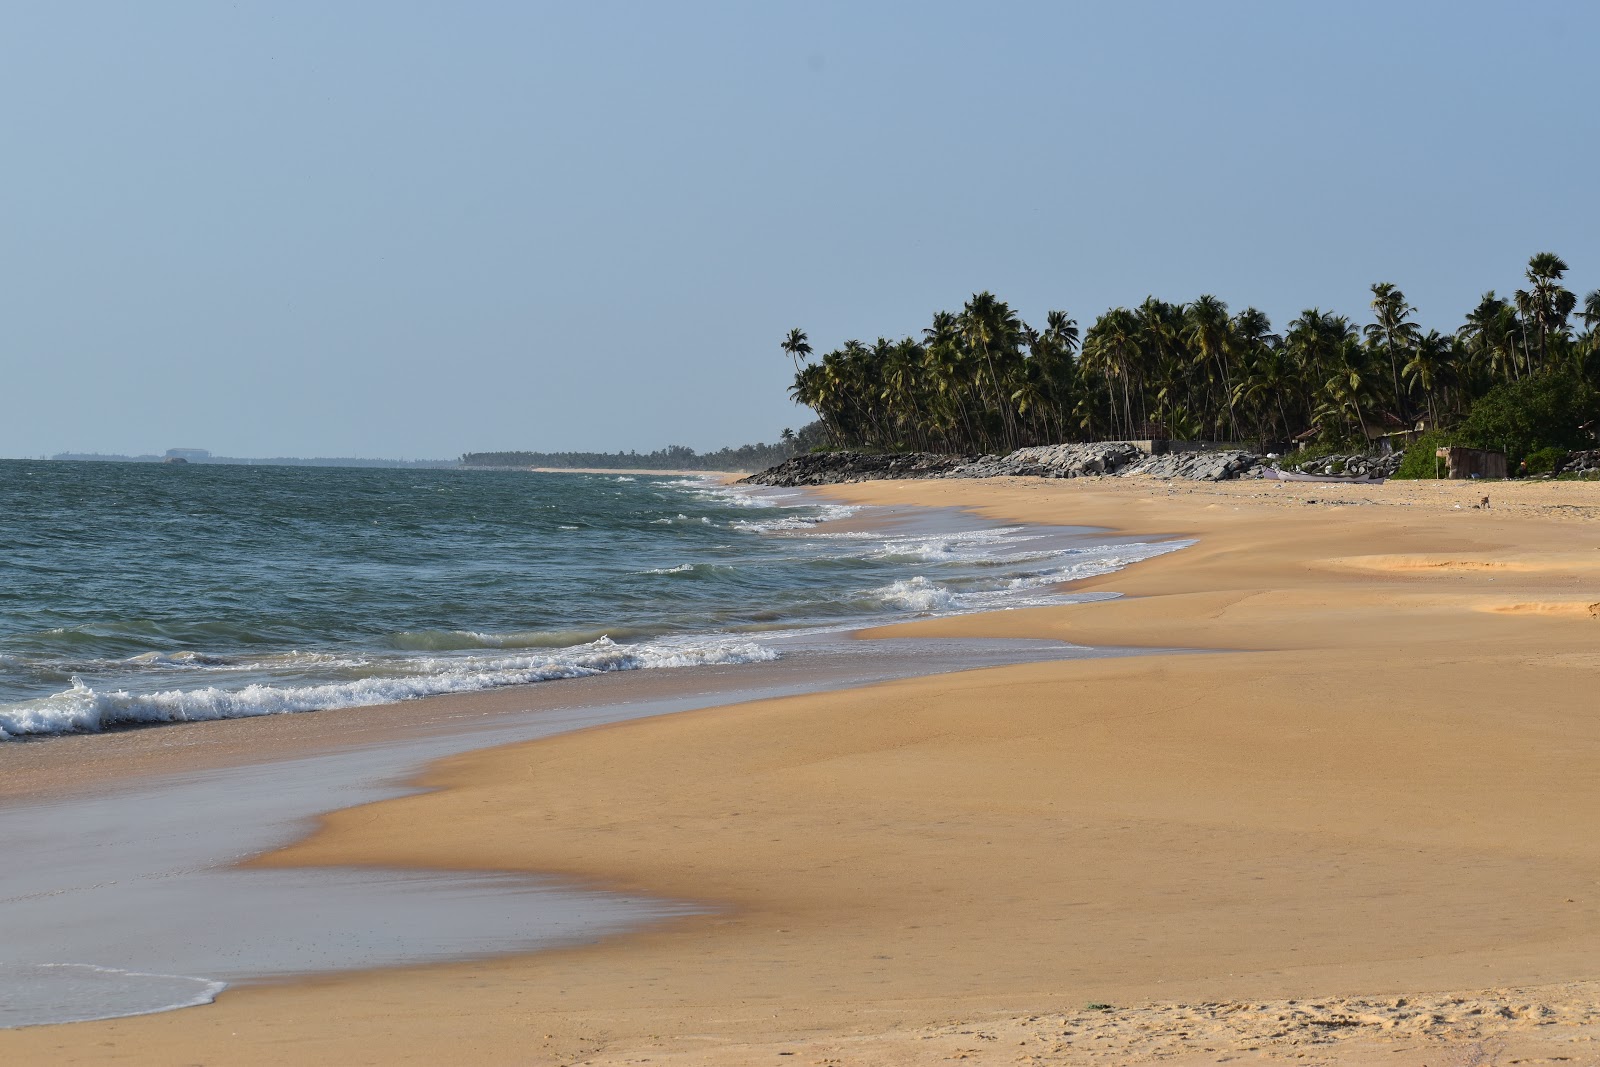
[0,962,225,1030]
[0,637,776,740]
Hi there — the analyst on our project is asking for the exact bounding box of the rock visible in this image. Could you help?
[1119,449,1258,481]
[744,443,1269,487]
[740,451,975,486]
[945,442,1146,479]
[1279,452,1403,479]
[1555,449,1600,476]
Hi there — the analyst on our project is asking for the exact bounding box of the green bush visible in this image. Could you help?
[1392,430,1454,479]
[1523,446,1569,475]
[1456,369,1600,466]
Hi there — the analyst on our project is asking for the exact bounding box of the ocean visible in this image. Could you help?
[0,458,1194,1029]
[0,460,1182,740]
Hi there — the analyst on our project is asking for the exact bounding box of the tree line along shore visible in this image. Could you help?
[459,436,822,473]
[780,253,1600,475]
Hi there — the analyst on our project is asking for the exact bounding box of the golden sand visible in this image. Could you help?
[5,475,1600,1066]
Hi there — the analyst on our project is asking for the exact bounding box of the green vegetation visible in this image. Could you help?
[1453,369,1600,465]
[1523,446,1570,475]
[462,425,827,472]
[1393,430,1455,480]
[782,254,1600,461]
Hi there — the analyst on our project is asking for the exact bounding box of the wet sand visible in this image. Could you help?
[5,476,1600,1065]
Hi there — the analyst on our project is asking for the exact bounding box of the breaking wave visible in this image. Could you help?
[0,637,777,739]
[0,463,1189,741]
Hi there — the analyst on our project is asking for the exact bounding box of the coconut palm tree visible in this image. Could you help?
[1402,330,1451,425]
[780,328,813,373]
[1458,292,1525,382]
[1516,252,1576,371]
[779,259,1595,458]
[1318,337,1377,442]
[1186,294,1238,440]
[959,292,1026,450]
[1365,283,1421,418]
[1082,307,1143,439]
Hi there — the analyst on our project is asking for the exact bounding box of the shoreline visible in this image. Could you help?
[522,466,742,478]
[4,476,1600,1064]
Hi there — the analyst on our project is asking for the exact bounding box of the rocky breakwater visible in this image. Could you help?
[1554,449,1600,476]
[1281,452,1403,479]
[741,451,975,486]
[744,443,1261,486]
[1120,449,1260,481]
[945,442,1145,478]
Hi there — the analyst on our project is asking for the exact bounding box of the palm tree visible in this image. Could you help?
[1580,290,1600,368]
[1402,330,1451,425]
[1584,290,1600,332]
[1033,310,1080,442]
[1286,309,1356,436]
[1516,252,1575,370]
[1186,294,1237,440]
[780,328,813,373]
[1319,337,1376,442]
[778,262,1593,459]
[959,292,1026,450]
[1458,292,1524,382]
[1365,283,1421,418]
[1228,308,1288,442]
[1082,307,1142,439]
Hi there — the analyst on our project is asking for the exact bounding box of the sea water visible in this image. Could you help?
[0,459,1191,1028]
[0,460,1183,739]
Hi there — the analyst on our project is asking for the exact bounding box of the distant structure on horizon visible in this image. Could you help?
[165,448,211,462]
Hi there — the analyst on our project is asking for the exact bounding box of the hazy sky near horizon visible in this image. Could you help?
[2,1,1596,459]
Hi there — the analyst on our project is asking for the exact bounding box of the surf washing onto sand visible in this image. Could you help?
[0,460,1185,739]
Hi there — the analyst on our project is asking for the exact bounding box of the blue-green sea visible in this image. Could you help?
[0,460,1181,738]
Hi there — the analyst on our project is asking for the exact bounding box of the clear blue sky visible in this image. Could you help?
[2,1,1595,458]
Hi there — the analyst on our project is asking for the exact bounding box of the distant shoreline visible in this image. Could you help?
[41,454,456,470]
[523,466,739,477]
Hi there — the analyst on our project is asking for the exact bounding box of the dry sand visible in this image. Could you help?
[5,475,1600,1066]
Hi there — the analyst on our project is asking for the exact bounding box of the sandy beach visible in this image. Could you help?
[5,475,1600,1066]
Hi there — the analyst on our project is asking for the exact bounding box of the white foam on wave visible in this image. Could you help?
[0,962,225,1029]
[862,538,1191,620]
[0,637,778,739]
[673,482,778,508]
[659,476,857,532]
[863,527,1031,563]
[730,503,860,533]
[874,576,957,613]
[950,540,1192,610]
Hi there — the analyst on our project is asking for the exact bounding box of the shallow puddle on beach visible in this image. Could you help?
[0,633,1160,1029]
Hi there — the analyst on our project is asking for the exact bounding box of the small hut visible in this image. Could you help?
[1435,446,1507,480]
